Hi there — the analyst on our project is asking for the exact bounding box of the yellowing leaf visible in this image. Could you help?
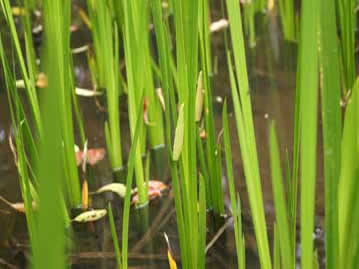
[82,179,89,210]
[268,0,275,11]
[195,71,204,122]
[172,104,184,161]
[11,7,26,16]
[72,209,107,223]
[168,250,177,269]
[95,183,127,198]
[164,233,177,269]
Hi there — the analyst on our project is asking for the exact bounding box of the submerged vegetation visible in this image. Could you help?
[0,0,359,268]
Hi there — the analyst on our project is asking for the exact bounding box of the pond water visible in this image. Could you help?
[0,3,326,268]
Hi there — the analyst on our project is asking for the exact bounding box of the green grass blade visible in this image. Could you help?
[269,122,293,269]
[87,0,123,169]
[336,0,356,92]
[199,0,224,214]
[108,203,122,269]
[338,79,359,268]
[1,0,41,134]
[273,223,281,269]
[198,174,206,269]
[222,101,246,269]
[298,0,320,268]
[319,0,341,268]
[121,95,145,269]
[226,0,271,265]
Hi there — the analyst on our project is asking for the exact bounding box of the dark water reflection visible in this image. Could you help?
[0,5,325,268]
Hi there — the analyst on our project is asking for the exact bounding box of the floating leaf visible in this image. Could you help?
[148,180,167,192]
[72,209,107,223]
[195,71,204,122]
[71,44,89,54]
[82,179,89,210]
[95,183,127,198]
[172,104,184,161]
[75,87,102,97]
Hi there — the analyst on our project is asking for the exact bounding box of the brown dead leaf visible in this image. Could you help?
[131,180,168,205]
[75,148,106,166]
[143,97,155,126]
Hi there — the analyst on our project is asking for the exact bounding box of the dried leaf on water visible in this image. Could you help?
[0,196,36,213]
[95,183,127,198]
[164,233,177,269]
[131,180,168,205]
[71,44,89,54]
[75,87,102,97]
[172,104,184,161]
[72,209,107,223]
[147,180,167,192]
[75,148,106,166]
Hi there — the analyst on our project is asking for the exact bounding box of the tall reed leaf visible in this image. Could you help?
[269,122,293,269]
[336,0,356,92]
[199,0,224,214]
[0,0,41,134]
[121,95,145,269]
[32,0,73,267]
[338,79,359,268]
[319,0,341,268]
[223,101,245,269]
[298,0,320,268]
[0,35,38,249]
[278,0,296,41]
[226,0,271,267]
[87,0,123,169]
[151,2,188,267]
